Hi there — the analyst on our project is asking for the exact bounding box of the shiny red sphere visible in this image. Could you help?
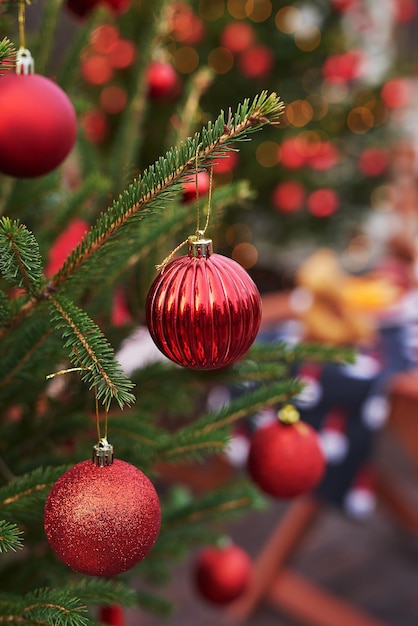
[194,544,252,604]
[0,73,77,178]
[248,419,326,499]
[44,459,161,577]
[146,247,262,370]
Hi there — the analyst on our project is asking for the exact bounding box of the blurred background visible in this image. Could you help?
[1,1,418,625]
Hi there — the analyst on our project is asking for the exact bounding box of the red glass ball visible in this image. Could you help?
[44,459,161,577]
[247,419,326,498]
[194,543,252,604]
[0,73,77,178]
[146,240,262,370]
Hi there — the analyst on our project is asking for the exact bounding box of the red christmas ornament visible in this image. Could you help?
[307,188,339,218]
[0,52,77,178]
[272,180,305,213]
[194,542,252,604]
[247,405,326,499]
[66,0,99,18]
[44,440,161,577]
[99,605,125,626]
[46,218,89,277]
[146,61,179,100]
[181,171,210,203]
[146,237,262,370]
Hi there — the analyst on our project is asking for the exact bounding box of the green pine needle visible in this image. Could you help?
[0,218,44,294]
[0,520,23,553]
[49,295,135,409]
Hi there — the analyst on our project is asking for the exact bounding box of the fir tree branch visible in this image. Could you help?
[162,481,265,530]
[0,218,43,294]
[0,520,23,553]
[53,91,284,290]
[0,92,284,339]
[0,37,15,74]
[22,588,88,626]
[0,466,69,522]
[49,295,135,409]
[156,379,302,463]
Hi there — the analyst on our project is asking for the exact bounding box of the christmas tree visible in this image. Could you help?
[0,0,408,623]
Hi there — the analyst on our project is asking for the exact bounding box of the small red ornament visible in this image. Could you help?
[0,51,77,178]
[194,542,252,604]
[147,61,179,100]
[66,0,99,18]
[146,237,262,370]
[99,605,124,626]
[247,405,326,499]
[44,440,161,577]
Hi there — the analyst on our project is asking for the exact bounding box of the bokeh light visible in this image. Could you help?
[173,46,200,73]
[100,85,128,114]
[256,141,280,167]
[208,47,234,74]
[232,242,259,268]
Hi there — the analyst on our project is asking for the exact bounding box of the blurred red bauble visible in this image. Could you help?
[146,237,262,370]
[66,0,99,18]
[278,137,306,169]
[358,147,389,177]
[307,188,339,217]
[170,2,205,45]
[272,180,305,213]
[147,61,179,100]
[181,171,210,202]
[393,0,417,22]
[247,409,326,498]
[46,218,89,277]
[331,0,358,10]
[381,77,412,109]
[194,543,252,604]
[213,151,239,174]
[323,50,363,83]
[44,457,161,577]
[81,109,108,144]
[67,0,130,16]
[99,605,124,626]
[81,54,114,86]
[104,0,131,14]
[237,44,274,79]
[306,141,339,171]
[220,21,255,54]
[0,74,77,178]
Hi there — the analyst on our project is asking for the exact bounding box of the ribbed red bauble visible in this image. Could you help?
[146,237,262,370]
[44,440,161,577]
[247,405,326,499]
[0,64,77,178]
[194,542,252,604]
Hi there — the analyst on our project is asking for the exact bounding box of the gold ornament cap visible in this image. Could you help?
[278,404,300,425]
[188,234,212,259]
[92,438,114,466]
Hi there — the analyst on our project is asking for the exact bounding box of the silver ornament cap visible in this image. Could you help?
[92,438,114,467]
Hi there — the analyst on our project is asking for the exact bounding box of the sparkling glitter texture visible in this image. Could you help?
[44,459,161,577]
[146,238,262,370]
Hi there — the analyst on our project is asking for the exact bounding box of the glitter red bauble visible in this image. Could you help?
[146,239,262,370]
[44,459,161,577]
[247,419,326,499]
[194,544,252,604]
[0,73,77,178]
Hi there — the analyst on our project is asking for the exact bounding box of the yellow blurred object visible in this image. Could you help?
[342,276,401,311]
[294,248,401,346]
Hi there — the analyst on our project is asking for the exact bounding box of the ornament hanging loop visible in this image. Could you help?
[18,0,27,51]
[15,48,34,75]
[92,438,114,467]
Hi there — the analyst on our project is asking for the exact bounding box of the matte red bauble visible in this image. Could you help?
[146,237,262,370]
[0,73,77,178]
[247,408,326,499]
[194,543,252,604]
[44,442,161,577]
